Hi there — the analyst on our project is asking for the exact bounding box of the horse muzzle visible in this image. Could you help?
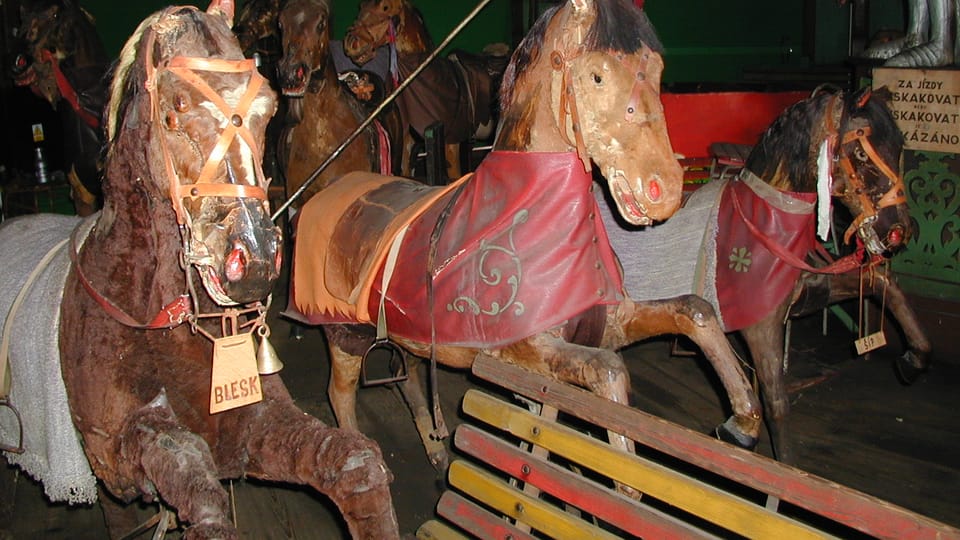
[608,169,683,226]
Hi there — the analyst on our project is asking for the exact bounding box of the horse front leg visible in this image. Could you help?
[494,334,634,454]
[609,296,762,449]
[242,377,400,540]
[822,269,932,383]
[739,302,795,464]
[325,325,364,431]
[396,361,450,472]
[117,391,236,539]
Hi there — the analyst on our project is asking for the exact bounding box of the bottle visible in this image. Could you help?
[34,146,49,184]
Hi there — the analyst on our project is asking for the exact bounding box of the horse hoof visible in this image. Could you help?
[428,449,450,473]
[714,419,758,450]
[894,351,928,386]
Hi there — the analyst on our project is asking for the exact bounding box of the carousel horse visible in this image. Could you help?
[601,87,928,465]
[10,0,110,216]
[289,0,763,471]
[276,0,402,207]
[343,0,510,179]
[0,2,398,538]
[234,0,282,61]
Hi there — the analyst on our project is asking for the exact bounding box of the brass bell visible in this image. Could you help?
[256,325,283,375]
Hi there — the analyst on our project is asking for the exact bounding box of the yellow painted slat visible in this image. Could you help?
[462,389,833,540]
[416,519,470,540]
[449,460,619,540]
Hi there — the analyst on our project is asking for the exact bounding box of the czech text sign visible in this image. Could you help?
[873,67,960,153]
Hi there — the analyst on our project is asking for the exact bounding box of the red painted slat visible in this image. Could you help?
[435,491,536,540]
[454,425,715,540]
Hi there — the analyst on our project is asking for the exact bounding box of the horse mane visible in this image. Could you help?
[745,87,902,192]
[106,12,161,143]
[500,0,663,111]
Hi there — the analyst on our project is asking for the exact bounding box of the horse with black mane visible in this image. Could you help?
[289,0,764,472]
[0,2,398,537]
[11,0,110,216]
[601,87,928,464]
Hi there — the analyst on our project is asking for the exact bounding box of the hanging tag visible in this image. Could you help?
[854,331,887,356]
[210,333,262,414]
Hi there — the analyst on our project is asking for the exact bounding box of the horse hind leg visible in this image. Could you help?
[117,391,236,539]
[613,295,763,449]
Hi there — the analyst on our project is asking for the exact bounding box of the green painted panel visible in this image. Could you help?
[893,150,960,300]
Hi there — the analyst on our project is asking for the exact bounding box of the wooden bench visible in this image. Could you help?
[416,356,960,540]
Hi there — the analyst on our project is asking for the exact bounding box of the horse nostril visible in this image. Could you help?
[225,242,247,283]
[887,227,903,247]
[648,179,662,202]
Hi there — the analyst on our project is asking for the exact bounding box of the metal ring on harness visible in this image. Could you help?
[0,398,25,454]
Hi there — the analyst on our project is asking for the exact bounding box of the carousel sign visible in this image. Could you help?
[873,67,960,153]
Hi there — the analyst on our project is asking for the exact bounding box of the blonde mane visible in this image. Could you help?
[106,12,161,143]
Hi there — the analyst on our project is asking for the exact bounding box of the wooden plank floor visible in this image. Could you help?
[2,300,958,538]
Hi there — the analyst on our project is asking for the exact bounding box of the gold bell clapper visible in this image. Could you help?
[256,324,283,375]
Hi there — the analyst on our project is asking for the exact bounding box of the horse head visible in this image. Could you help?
[234,0,282,58]
[105,3,281,306]
[833,87,911,257]
[11,0,108,107]
[277,0,331,97]
[496,0,683,226]
[344,0,431,65]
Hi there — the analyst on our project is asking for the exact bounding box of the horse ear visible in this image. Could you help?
[871,85,893,104]
[207,0,236,26]
[570,0,596,17]
[853,86,872,109]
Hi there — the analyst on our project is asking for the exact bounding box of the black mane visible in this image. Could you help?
[500,0,662,110]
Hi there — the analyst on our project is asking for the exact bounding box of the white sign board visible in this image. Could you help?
[873,67,960,153]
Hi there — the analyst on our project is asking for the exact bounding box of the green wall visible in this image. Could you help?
[82,0,512,60]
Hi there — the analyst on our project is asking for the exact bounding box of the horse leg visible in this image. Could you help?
[401,130,416,177]
[609,296,763,448]
[396,360,450,471]
[325,325,364,431]
[242,377,400,540]
[739,303,796,464]
[116,391,236,539]
[821,269,932,384]
[444,142,462,179]
[494,334,634,454]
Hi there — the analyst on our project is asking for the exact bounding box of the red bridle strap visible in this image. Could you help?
[38,49,101,129]
[837,126,908,244]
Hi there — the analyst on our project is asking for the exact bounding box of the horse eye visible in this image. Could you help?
[593,73,602,84]
[854,147,869,162]
[174,94,190,112]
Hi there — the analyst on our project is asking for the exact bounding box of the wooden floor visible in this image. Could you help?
[2,299,959,538]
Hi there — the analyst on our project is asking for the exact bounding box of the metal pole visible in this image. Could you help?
[271,0,494,221]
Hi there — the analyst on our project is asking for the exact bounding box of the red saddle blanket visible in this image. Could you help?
[714,176,817,330]
[290,151,624,347]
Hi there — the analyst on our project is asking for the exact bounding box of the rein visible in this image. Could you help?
[38,49,101,129]
[73,7,272,338]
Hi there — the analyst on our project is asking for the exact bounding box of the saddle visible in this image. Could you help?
[292,171,466,323]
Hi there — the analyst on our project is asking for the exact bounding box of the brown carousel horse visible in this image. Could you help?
[0,2,397,538]
[10,0,110,216]
[602,87,928,465]
[343,0,509,179]
[289,0,763,471]
[276,0,401,207]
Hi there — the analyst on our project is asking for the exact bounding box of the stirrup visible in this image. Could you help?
[361,338,409,386]
[0,398,24,454]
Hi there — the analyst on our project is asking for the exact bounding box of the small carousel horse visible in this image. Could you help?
[290,0,763,470]
[276,0,401,207]
[10,0,110,216]
[343,0,509,179]
[0,2,398,538]
[601,87,928,464]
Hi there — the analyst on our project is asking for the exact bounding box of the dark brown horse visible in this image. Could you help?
[10,0,110,216]
[343,0,509,180]
[290,0,763,472]
[276,0,401,207]
[602,87,927,465]
[0,2,398,538]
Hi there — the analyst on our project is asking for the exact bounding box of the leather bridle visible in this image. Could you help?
[74,6,274,332]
